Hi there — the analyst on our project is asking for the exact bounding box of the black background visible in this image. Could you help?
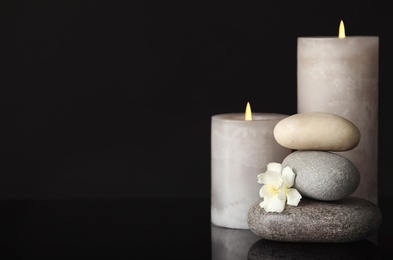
[2,0,392,200]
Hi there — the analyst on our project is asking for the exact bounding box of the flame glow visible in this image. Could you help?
[338,20,346,38]
[245,102,252,121]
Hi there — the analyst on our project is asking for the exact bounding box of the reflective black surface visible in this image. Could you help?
[0,198,392,259]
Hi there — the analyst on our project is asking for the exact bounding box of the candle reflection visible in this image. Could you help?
[211,224,260,260]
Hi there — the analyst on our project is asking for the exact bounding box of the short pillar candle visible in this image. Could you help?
[211,111,291,229]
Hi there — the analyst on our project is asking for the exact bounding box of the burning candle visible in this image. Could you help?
[297,20,379,204]
[211,103,291,229]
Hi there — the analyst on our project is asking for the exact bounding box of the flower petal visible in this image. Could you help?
[260,191,276,208]
[259,198,268,208]
[282,166,295,188]
[277,185,286,201]
[286,188,302,206]
[263,195,286,213]
[257,173,264,184]
[267,162,282,173]
[259,184,272,198]
[258,170,282,187]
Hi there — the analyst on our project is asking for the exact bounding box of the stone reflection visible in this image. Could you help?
[248,238,379,260]
[211,224,260,260]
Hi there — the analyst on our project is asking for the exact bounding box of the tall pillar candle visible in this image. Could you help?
[297,35,379,204]
[211,112,291,229]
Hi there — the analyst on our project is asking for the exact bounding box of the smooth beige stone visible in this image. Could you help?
[273,112,360,151]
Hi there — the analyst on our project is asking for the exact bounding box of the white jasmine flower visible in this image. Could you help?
[257,162,302,213]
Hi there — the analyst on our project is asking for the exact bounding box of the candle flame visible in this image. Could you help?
[245,102,252,121]
[338,20,346,38]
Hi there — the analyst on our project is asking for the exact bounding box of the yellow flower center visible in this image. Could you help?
[267,184,289,196]
[267,185,282,195]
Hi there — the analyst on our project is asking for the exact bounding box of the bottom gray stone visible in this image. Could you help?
[247,197,382,243]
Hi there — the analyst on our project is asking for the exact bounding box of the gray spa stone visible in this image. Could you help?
[282,151,360,201]
[247,197,382,243]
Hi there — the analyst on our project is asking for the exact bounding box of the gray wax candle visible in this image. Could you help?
[297,36,379,204]
[211,113,291,229]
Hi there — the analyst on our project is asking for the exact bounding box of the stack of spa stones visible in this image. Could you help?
[247,112,382,243]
